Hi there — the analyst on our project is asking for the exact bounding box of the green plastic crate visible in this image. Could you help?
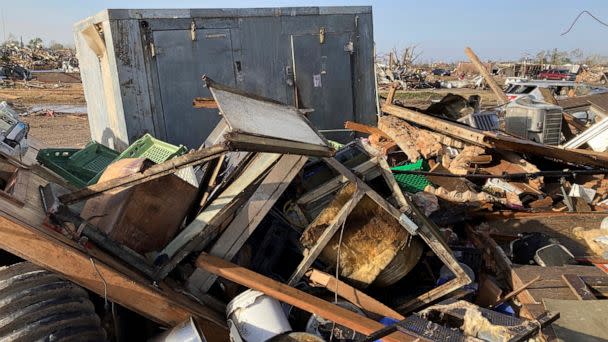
[87,134,187,185]
[116,134,187,164]
[67,142,119,179]
[36,148,92,188]
[391,159,432,193]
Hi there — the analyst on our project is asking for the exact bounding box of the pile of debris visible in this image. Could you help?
[22,70,608,341]
[0,42,79,81]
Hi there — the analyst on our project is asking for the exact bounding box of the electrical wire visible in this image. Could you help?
[561,10,608,36]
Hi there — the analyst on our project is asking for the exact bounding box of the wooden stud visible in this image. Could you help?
[464,47,509,105]
[196,253,422,342]
[306,268,404,320]
[0,214,226,330]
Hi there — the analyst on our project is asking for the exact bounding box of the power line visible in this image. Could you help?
[561,10,608,36]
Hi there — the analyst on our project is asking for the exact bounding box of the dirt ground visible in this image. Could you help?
[0,76,90,148]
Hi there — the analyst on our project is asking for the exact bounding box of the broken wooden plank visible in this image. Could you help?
[192,97,218,109]
[196,253,422,342]
[385,82,399,104]
[562,274,597,300]
[492,275,541,308]
[464,47,508,105]
[0,213,226,331]
[378,115,442,160]
[306,268,404,320]
[345,121,392,140]
[160,153,281,262]
[188,154,307,296]
[382,103,608,168]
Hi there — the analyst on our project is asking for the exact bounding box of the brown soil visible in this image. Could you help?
[0,83,86,106]
[21,114,90,148]
[0,79,90,148]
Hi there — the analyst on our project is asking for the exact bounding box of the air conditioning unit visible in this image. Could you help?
[505,96,562,145]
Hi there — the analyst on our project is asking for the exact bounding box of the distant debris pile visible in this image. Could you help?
[0,41,79,79]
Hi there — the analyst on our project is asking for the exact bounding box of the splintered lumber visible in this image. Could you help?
[0,214,226,332]
[492,275,541,307]
[385,82,399,104]
[196,253,422,342]
[306,269,404,320]
[187,154,307,296]
[464,47,508,105]
[345,121,391,139]
[378,115,441,160]
[159,153,281,265]
[59,144,229,205]
[382,103,608,168]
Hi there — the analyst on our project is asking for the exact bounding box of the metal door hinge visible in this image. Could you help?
[150,42,156,57]
[319,27,325,44]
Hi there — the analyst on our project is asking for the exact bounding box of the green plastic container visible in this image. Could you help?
[38,135,188,187]
[36,148,92,188]
[116,133,187,164]
[67,142,119,179]
[87,134,188,185]
[391,159,432,193]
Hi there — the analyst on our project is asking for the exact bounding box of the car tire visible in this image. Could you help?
[0,262,106,341]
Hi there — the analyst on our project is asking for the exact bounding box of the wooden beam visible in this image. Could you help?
[345,121,392,140]
[59,145,229,205]
[464,47,508,105]
[193,97,218,109]
[382,103,608,168]
[196,253,423,342]
[382,103,491,148]
[492,275,541,308]
[188,155,307,296]
[0,213,226,331]
[306,269,404,320]
[385,82,399,105]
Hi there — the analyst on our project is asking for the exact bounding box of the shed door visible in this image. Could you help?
[153,29,236,148]
[291,32,354,142]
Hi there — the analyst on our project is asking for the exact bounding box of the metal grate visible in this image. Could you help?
[542,109,563,145]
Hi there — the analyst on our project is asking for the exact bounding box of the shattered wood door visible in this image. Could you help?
[153,29,236,148]
[291,32,354,142]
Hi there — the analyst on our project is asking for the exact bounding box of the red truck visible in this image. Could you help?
[537,69,573,81]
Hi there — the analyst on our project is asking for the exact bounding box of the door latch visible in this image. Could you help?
[319,27,325,44]
[285,66,294,86]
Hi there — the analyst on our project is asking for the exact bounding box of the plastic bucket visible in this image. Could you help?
[149,317,206,342]
[226,290,292,342]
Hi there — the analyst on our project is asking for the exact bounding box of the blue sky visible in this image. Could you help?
[1,0,607,61]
